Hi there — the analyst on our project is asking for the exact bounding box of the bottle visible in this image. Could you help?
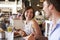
[7,25,12,32]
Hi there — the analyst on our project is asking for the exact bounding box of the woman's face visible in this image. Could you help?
[25,9,33,20]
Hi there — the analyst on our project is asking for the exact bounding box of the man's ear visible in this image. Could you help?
[48,4,54,11]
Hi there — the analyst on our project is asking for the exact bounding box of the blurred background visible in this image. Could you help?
[0,0,44,25]
[0,0,49,38]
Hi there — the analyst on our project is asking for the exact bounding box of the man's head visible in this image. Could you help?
[43,0,60,19]
[46,0,60,12]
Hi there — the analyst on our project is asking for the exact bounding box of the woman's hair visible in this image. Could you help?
[23,6,35,20]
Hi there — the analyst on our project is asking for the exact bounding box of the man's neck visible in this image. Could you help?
[51,12,60,26]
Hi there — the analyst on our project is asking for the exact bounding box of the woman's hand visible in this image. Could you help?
[14,29,27,37]
[18,30,27,37]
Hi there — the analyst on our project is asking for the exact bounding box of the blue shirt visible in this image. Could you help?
[48,20,60,40]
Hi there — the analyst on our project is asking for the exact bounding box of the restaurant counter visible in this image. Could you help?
[0,32,48,40]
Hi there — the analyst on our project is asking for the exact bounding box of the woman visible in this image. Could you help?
[17,6,42,40]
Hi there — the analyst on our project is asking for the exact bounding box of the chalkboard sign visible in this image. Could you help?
[9,0,15,1]
[0,0,5,1]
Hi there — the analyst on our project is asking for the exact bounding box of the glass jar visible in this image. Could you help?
[7,25,13,32]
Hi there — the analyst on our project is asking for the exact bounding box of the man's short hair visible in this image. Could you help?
[46,0,60,12]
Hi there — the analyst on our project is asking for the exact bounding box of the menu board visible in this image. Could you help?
[0,0,5,1]
[13,19,24,30]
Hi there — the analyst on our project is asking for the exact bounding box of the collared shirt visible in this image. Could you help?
[48,19,60,40]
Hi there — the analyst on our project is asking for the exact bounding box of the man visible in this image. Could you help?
[43,0,60,40]
[0,14,7,31]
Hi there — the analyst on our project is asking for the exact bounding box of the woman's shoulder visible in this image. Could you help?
[31,19,37,23]
[31,19,38,24]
